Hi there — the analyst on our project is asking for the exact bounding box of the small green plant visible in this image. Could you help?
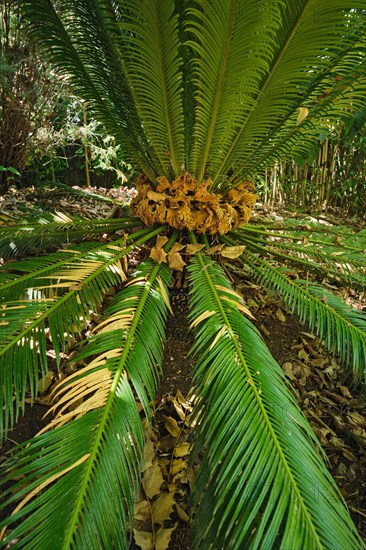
[0,166,20,176]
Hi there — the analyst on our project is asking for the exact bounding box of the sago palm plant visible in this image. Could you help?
[1,0,366,548]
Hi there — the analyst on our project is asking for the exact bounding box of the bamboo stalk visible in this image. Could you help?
[82,101,91,188]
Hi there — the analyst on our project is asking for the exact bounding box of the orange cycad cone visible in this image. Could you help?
[130,173,257,234]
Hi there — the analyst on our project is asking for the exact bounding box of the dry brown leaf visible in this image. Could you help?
[296,106,309,125]
[167,252,186,271]
[220,245,246,259]
[147,190,168,202]
[260,324,270,337]
[144,460,164,499]
[155,524,178,550]
[325,391,350,405]
[276,308,286,323]
[151,492,175,524]
[293,363,311,385]
[160,434,178,453]
[170,458,187,476]
[173,442,191,458]
[323,364,335,376]
[163,415,181,437]
[156,236,168,248]
[312,357,327,368]
[185,243,205,255]
[175,503,189,523]
[312,426,330,445]
[133,529,153,550]
[150,247,168,264]
[170,243,186,253]
[339,386,353,399]
[301,331,316,339]
[143,434,155,472]
[347,412,365,424]
[171,398,187,422]
[282,362,295,380]
[207,244,225,254]
[134,499,150,522]
[298,348,309,361]
[343,449,356,461]
[176,390,191,409]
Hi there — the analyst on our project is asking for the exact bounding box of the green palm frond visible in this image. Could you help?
[187,251,362,549]
[185,0,282,181]
[118,0,185,177]
[215,2,366,186]
[0,214,139,258]
[0,259,172,548]
[240,249,366,379]
[20,0,366,185]
[232,225,366,289]
[0,242,111,296]
[0,227,164,441]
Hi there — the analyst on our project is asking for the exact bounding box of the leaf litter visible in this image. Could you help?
[131,392,194,550]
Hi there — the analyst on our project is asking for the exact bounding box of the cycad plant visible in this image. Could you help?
[1,1,366,548]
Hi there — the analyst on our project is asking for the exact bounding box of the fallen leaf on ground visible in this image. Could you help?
[185,243,204,254]
[152,492,175,524]
[144,460,164,499]
[298,348,309,361]
[276,308,286,323]
[175,503,189,523]
[282,362,295,380]
[133,529,153,550]
[163,415,181,437]
[340,386,353,399]
[173,442,191,458]
[150,246,167,264]
[155,524,178,550]
[143,434,156,472]
[134,499,150,522]
[220,245,246,259]
[169,459,187,477]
